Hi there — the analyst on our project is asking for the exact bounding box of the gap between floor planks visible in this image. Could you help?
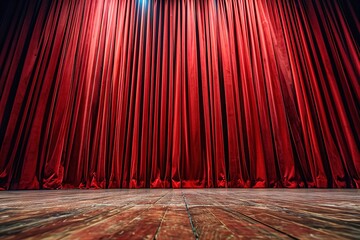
[0,189,359,239]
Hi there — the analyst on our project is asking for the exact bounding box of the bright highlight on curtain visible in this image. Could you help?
[139,0,147,6]
[0,0,359,189]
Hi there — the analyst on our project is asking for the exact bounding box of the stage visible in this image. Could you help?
[0,190,359,239]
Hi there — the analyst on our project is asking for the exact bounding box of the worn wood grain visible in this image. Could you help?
[0,189,359,239]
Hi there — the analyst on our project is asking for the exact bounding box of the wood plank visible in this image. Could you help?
[155,207,194,239]
[0,189,359,239]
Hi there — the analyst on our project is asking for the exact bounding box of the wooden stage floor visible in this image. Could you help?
[0,189,359,239]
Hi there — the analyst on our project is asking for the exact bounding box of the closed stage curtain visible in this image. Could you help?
[0,0,359,189]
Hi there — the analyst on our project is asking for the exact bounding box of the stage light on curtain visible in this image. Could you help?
[0,0,359,189]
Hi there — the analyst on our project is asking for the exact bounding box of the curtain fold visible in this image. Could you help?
[0,0,359,189]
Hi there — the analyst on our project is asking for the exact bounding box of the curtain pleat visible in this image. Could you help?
[0,0,359,189]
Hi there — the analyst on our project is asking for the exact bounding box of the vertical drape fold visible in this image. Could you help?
[0,0,359,189]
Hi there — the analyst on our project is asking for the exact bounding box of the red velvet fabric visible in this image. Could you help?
[0,0,359,189]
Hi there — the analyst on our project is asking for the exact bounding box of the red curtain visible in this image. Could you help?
[0,0,359,189]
